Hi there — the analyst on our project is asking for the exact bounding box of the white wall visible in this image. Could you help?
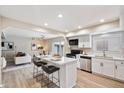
[48,37,67,56]
[66,20,119,37]
[0,32,2,87]
[92,31,123,57]
[0,16,2,87]
[120,6,124,29]
[120,6,124,56]
[2,36,41,58]
[8,36,32,54]
[2,35,50,59]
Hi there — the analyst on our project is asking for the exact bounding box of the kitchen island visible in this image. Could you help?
[41,56,77,88]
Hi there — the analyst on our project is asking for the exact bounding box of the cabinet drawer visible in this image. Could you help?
[115,61,124,65]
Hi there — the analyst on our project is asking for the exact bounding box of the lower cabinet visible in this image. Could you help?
[115,61,124,81]
[92,58,102,74]
[92,58,114,78]
[92,58,124,81]
[102,59,114,77]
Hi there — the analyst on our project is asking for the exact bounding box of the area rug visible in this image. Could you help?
[3,63,33,72]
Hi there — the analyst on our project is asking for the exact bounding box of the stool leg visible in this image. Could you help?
[58,70,60,88]
[37,67,38,75]
[36,67,38,81]
[41,67,43,80]
[47,74,50,88]
[41,67,44,87]
[52,73,53,83]
[41,70,43,87]
[33,65,35,78]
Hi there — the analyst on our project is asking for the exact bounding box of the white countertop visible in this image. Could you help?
[79,54,95,57]
[41,56,77,65]
[78,54,124,61]
[113,57,124,61]
[93,56,124,61]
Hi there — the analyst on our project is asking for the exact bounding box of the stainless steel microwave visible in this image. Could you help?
[69,39,78,45]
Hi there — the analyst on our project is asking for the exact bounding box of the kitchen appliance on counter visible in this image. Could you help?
[80,56,92,72]
[66,50,81,58]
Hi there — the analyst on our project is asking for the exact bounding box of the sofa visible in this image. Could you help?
[14,52,31,65]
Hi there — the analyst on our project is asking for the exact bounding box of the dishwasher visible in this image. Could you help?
[80,56,92,72]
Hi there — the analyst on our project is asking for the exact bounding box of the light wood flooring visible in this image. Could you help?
[2,65,124,88]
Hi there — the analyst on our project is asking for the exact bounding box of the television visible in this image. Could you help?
[1,42,4,47]
[1,41,14,50]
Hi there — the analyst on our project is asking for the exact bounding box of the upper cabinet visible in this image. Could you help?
[68,34,92,49]
[78,34,92,48]
[93,32,122,52]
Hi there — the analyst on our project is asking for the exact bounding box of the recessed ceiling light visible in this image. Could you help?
[58,14,63,18]
[44,22,48,26]
[100,19,105,23]
[78,26,81,29]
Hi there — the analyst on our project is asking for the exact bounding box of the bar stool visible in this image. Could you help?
[41,65,60,88]
[33,57,47,79]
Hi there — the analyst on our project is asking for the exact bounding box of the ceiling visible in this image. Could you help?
[3,27,59,39]
[0,5,121,33]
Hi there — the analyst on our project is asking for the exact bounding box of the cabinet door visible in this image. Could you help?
[115,61,124,80]
[108,36,121,52]
[77,60,80,69]
[92,58,102,74]
[83,42,90,48]
[102,59,115,77]
[76,55,80,69]
[78,42,83,48]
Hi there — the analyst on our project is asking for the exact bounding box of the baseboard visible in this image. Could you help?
[92,72,124,83]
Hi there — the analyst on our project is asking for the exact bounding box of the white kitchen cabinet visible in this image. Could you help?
[108,36,121,52]
[92,58,114,77]
[115,61,124,81]
[92,58,102,74]
[78,34,91,48]
[76,54,81,69]
[79,42,90,48]
[93,32,121,52]
[102,59,115,77]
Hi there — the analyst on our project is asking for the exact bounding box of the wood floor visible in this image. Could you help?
[2,65,124,88]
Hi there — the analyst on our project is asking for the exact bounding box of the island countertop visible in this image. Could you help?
[42,56,78,65]
[39,56,77,88]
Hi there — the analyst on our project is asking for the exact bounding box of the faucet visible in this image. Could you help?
[103,50,106,57]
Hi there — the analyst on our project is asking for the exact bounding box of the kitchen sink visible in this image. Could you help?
[95,56,113,60]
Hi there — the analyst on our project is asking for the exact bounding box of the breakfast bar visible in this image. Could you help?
[42,56,78,88]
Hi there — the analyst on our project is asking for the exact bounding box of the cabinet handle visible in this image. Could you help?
[100,63,103,67]
[115,65,117,69]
